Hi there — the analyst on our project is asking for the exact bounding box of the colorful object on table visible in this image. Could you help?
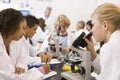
[62,65,78,71]
[28,64,53,70]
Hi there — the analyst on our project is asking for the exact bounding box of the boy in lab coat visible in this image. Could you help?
[19,15,51,66]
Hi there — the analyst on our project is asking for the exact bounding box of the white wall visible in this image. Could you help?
[50,0,97,30]
[97,0,120,5]
[30,0,97,30]
[0,0,119,30]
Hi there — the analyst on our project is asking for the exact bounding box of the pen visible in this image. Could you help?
[46,58,48,64]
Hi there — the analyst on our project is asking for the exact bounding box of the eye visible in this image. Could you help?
[34,28,37,30]
[23,26,26,30]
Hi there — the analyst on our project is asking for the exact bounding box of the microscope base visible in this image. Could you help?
[61,71,96,80]
[61,71,85,80]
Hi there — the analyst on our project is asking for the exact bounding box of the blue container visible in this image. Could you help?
[28,64,53,70]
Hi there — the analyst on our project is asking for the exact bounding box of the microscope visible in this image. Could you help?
[47,26,62,58]
[61,32,95,80]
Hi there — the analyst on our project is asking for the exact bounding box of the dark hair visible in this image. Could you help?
[0,8,25,37]
[38,18,45,24]
[25,15,39,28]
[38,18,46,32]
[86,20,93,29]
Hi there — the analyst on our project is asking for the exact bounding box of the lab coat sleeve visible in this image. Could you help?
[92,55,101,74]
[16,47,29,71]
[16,39,41,66]
[0,70,16,80]
[0,68,44,80]
[25,55,42,65]
[16,68,44,80]
[16,46,42,66]
[29,45,38,57]
[9,41,29,71]
[14,43,44,80]
[0,50,43,80]
[39,35,49,53]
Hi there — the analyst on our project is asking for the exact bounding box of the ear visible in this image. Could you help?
[103,21,109,31]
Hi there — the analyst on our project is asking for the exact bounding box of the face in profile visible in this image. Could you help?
[12,20,26,41]
[91,17,105,42]
[76,23,82,31]
[25,24,38,38]
[86,25,91,31]
[45,9,51,17]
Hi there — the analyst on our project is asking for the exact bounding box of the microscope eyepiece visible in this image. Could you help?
[72,32,92,48]
[57,26,61,36]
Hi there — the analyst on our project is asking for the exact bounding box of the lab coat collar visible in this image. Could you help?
[109,30,120,41]
[59,34,68,37]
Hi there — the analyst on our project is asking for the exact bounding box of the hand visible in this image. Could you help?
[37,52,44,57]
[84,37,97,61]
[45,53,52,62]
[38,53,52,62]
[38,53,46,62]
[62,48,69,54]
[15,67,25,75]
[42,64,50,74]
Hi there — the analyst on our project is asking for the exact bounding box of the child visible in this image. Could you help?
[0,8,50,80]
[85,3,120,80]
[40,14,71,55]
[68,20,85,47]
[19,15,52,67]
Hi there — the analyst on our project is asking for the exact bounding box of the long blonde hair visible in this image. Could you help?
[92,3,120,30]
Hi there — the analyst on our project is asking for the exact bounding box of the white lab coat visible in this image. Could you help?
[18,36,41,65]
[40,14,55,31]
[31,26,49,50]
[0,33,44,80]
[19,36,38,56]
[32,26,49,42]
[92,30,120,80]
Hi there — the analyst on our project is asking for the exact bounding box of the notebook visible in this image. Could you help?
[43,71,57,79]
